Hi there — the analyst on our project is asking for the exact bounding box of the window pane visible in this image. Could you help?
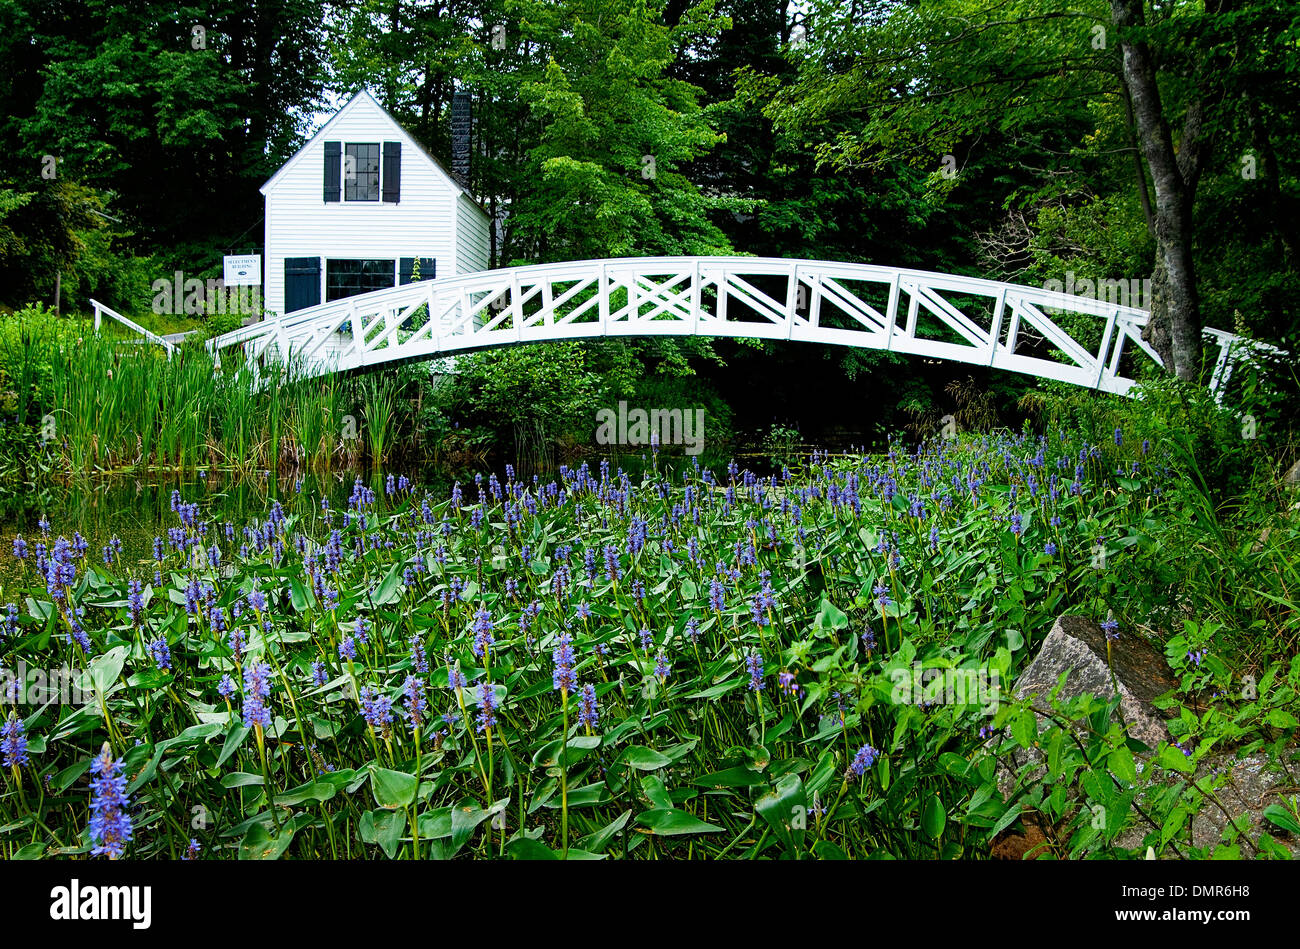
[344,143,380,201]
[326,259,395,301]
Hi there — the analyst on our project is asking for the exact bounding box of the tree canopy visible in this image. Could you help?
[3,0,1296,429]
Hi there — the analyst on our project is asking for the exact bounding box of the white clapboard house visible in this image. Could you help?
[260,89,490,318]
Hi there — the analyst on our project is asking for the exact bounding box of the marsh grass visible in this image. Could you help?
[361,374,399,464]
[3,315,423,475]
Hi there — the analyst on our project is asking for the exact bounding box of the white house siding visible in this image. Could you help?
[456,193,491,274]
[261,92,489,317]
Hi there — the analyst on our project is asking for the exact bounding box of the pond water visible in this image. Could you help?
[0,446,792,587]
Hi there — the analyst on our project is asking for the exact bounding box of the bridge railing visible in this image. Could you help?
[206,257,1281,399]
[91,299,176,357]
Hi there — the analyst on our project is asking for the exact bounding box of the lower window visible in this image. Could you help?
[325,258,396,301]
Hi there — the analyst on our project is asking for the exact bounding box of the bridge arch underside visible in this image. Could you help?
[214,257,1260,397]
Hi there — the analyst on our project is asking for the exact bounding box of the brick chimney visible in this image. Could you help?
[451,89,471,190]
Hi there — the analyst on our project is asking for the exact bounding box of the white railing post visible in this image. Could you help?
[690,259,702,336]
[428,280,440,353]
[784,262,799,339]
[986,288,1006,365]
[1094,307,1119,388]
[599,262,610,334]
[512,271,523,342]
[882,271,900,347]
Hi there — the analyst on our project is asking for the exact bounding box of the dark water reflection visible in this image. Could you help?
[0,447,788,585]
[0,469,417,587]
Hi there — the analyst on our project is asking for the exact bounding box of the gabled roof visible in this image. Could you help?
[260,88,489,219]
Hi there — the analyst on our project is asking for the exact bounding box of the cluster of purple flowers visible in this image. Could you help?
[125,579,145,626]
[43,537,78,604]
[148,636,172,671]
[777,670,804,700]
[578,684,600,730]
[475,683,497,733]
[241,661,273,729]
[708,578,726,613]
[654,649,671,681]
[88,744,133,859]
[1,715,30,768]
[552,632,577,694]
[359,686,395,738]
[471,607,495,659]
[402,675,427,732]
[874,583,892,609]
[848,743,879,780]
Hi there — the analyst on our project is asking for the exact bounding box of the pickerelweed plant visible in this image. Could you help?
[0,427,1296,860]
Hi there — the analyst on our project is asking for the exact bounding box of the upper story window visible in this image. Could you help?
[344,143,380,201]
[324,140,401,204]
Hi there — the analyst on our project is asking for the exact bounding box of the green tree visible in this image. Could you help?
[0,0,330,266]
[746,0,1300,384]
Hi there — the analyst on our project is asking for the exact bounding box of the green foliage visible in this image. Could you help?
[761,421,800,468]
[624,370,734,448]
[0,176,111,309]
[213,313,245,340]
[3,413,1296,859]
[0,419,53,516]
[432,336,731,467]
[1021,376,1282,503]
[0,307,435,474]
[441,342,604,455]
[0,0,329,251]
[506,0,742,260]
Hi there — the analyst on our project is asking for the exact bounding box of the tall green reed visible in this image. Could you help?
[6,311,419,475]
[360,374,399,464]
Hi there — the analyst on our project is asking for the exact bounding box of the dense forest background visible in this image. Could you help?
[1,0,1297,449]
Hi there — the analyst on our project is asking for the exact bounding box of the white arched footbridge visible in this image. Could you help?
[198,256,1279,397]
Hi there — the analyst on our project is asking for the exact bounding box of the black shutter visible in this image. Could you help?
[382,141,401,203]
[284,257,321,313]
[323,142,341,202]
[399,257,435,284]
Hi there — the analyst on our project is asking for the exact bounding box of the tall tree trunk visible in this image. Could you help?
[1110,0,1203,382]
[1119,82,1154,240]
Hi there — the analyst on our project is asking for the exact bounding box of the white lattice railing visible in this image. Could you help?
[208,257,1281,399]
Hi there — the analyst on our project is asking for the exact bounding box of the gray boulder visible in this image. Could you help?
[1013,614,1177,749]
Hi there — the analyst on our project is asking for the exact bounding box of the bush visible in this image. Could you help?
[203,311,244,340]
[1020,376,1273,502]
